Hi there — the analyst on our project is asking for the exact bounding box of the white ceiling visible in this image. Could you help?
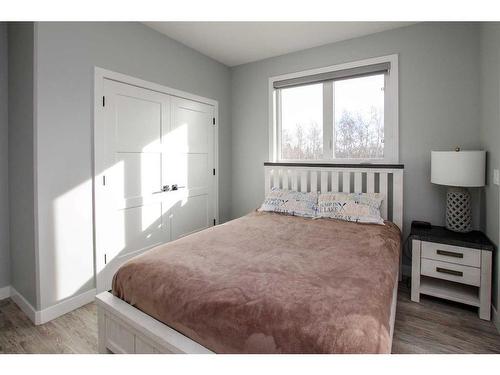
[144,22,414,67]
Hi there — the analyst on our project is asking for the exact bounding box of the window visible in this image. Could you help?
[270,55,398,163]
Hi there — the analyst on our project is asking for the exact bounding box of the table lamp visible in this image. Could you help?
[431,148,485,233]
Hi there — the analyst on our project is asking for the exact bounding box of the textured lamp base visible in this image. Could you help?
[446,187,472,233]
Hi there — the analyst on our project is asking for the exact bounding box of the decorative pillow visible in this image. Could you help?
[259,187,318,218]
[316,192,384,225]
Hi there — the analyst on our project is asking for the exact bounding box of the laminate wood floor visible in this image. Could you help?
[0,297,97,354]
[393,282,500,353]
[1,281,499,354]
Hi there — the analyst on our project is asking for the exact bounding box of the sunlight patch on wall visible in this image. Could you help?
[52,178,94,300]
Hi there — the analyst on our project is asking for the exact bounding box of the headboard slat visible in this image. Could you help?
[271,169,278,190]
[342,171,350,193]
[392,171,404,230]
[379,172,388,220]
[332,171,339,193]
[300,170,307,192]
[282,169,289,190]
[320,171,328,193]
[265,169,271,196]
[291,171,298,191]
[310,171,318,193]
[367,172,375,193]
[354,172,362,193]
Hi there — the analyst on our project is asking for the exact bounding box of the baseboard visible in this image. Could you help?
[493,305,500,334]
[10,287,40,324]
[10,287,96,325]
[0,285,11,300]
[38,288,96,324]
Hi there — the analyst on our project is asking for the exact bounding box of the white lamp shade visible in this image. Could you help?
[431,150,486,187]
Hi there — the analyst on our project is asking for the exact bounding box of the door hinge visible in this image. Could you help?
[213,218,216,226]
[212,117,216,125]
[102,96,105,107]
[102,175,106,186]
[104,253,107,265]
[213,168,216,176]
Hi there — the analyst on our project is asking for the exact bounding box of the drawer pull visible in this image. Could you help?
[436,267,463,277]
[436,249,463,258]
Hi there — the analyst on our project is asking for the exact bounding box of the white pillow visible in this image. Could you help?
[259,187,318,218]
[316,192,384,225]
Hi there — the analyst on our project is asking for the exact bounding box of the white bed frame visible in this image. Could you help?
[96,163,404,354]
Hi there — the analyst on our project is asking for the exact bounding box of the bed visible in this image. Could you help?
[96,163,404,354]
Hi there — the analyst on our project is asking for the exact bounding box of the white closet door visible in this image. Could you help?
[166,97,215,240]
[96,79,215,292]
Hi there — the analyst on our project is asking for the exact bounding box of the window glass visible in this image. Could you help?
[334,74,385,159]
[280,84,323,160]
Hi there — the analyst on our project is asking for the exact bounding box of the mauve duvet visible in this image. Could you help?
[113,211,400,353]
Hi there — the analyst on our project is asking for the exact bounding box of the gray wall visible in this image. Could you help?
[0,23,9,289]
[8,22,37,306]
[230,22,482,241]
[34,22,232,309]
[479,23,500,310]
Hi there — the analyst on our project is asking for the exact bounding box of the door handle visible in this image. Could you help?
[153,185,170,194]
[171,184,185,191]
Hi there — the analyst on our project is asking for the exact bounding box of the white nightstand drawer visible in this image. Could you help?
[421,258,480,286]
[421,241,480,267]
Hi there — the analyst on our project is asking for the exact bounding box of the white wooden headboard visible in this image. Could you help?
[264,162,404,231]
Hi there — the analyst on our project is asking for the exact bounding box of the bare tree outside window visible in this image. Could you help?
[282,121,323,160]
[335,106,384,158]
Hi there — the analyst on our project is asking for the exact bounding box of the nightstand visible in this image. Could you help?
[409,223,495,320]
